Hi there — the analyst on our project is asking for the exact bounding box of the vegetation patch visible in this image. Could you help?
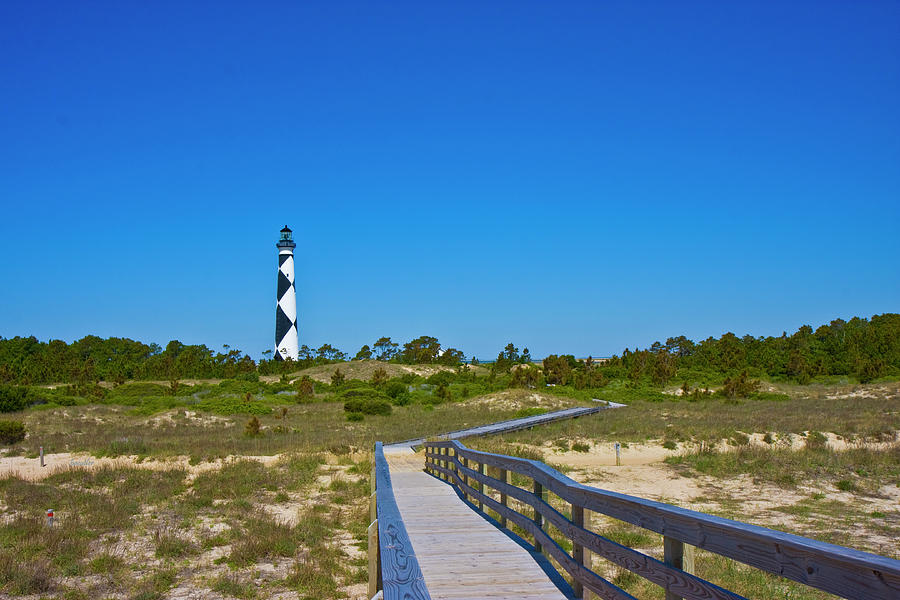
[665,445,900,493]
[0,419,26,444]
[342,389,393,416]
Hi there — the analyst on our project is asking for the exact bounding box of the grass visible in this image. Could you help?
[228,512,297,566]
[2,376,897,598]
[291,359,489,384]
[6,388,589,461]
[212,573,258,599]
[479,384,900,446]
[0,451,373,598]
[153,530,196,558]
[665,445,900,493]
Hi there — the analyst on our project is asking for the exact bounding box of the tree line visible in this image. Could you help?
[0,314,897,385]
[608,313,900,385]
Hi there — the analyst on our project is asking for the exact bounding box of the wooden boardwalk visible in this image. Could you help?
[384,403,616,451]
[384,447,568,599]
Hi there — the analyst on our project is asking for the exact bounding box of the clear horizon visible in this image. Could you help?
[1,2,898,360]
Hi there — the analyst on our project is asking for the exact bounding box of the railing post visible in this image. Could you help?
[533,480,547,554]
[461,456,469,501]
[477,461,485,511]
[368,448,380,597]
[663,536,695,600]
[572,503,592,598]
[440,447,447,480]
[368,519,381,597]
[449,447,456,483]
[499,467,509,528]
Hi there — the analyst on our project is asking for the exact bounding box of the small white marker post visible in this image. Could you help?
[615,442,621,466]
[40,446,44,468]
[46,509,54,527]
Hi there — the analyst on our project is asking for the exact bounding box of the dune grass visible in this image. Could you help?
[0,454,371,599]
[6,388,588,461]
[479,386,900,446]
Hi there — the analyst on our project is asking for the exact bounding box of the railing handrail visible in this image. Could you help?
[374,442,431,599]
[384,404,608,449]
[424,439,900,600]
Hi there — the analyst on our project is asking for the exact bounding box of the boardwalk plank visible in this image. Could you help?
[385,450,568,600]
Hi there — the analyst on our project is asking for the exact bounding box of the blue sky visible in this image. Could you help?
[1,1,898,360]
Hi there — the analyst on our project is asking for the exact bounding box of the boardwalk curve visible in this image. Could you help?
[385,402,618,451]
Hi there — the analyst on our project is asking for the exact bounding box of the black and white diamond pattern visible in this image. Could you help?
[275,251,299,361]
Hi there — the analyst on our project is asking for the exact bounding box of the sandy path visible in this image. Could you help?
[0,452,282,482]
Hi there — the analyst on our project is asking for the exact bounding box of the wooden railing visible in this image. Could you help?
[369,442,431,600]
[424,439,900,600]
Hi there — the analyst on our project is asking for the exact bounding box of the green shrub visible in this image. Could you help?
[391,392,412,406]
[433,382,452,403]
[194,396,271,415]
[343,397,391,416]
[0,385,29,412]
[294,375,315,401]
[235,372,260,383]
[426,371,455,386]
[106,382,169,401]
[346,412,364,422]
[340,389,392,415]
[835,479,856,492]
[48,395,80,406]
[661,440,677,450]
[383,381,407,399]
[720,370,759,398]
[0,420,26,444]
[216,379,263,395]
[371,367,390,387]
[571,442,591,453]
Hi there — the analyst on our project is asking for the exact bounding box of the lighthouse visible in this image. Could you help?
[274,226,299,361]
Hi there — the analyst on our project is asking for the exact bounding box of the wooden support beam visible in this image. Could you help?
[533,480,547,554]
[477,461,485,511]
[499,467,509,528]
[663,536,695,600]
[572,504,585,598]
[368,519,380,598]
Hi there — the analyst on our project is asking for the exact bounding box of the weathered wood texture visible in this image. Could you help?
[386,446,568,599]
[374,442,431,600]
[424,440,900,600]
